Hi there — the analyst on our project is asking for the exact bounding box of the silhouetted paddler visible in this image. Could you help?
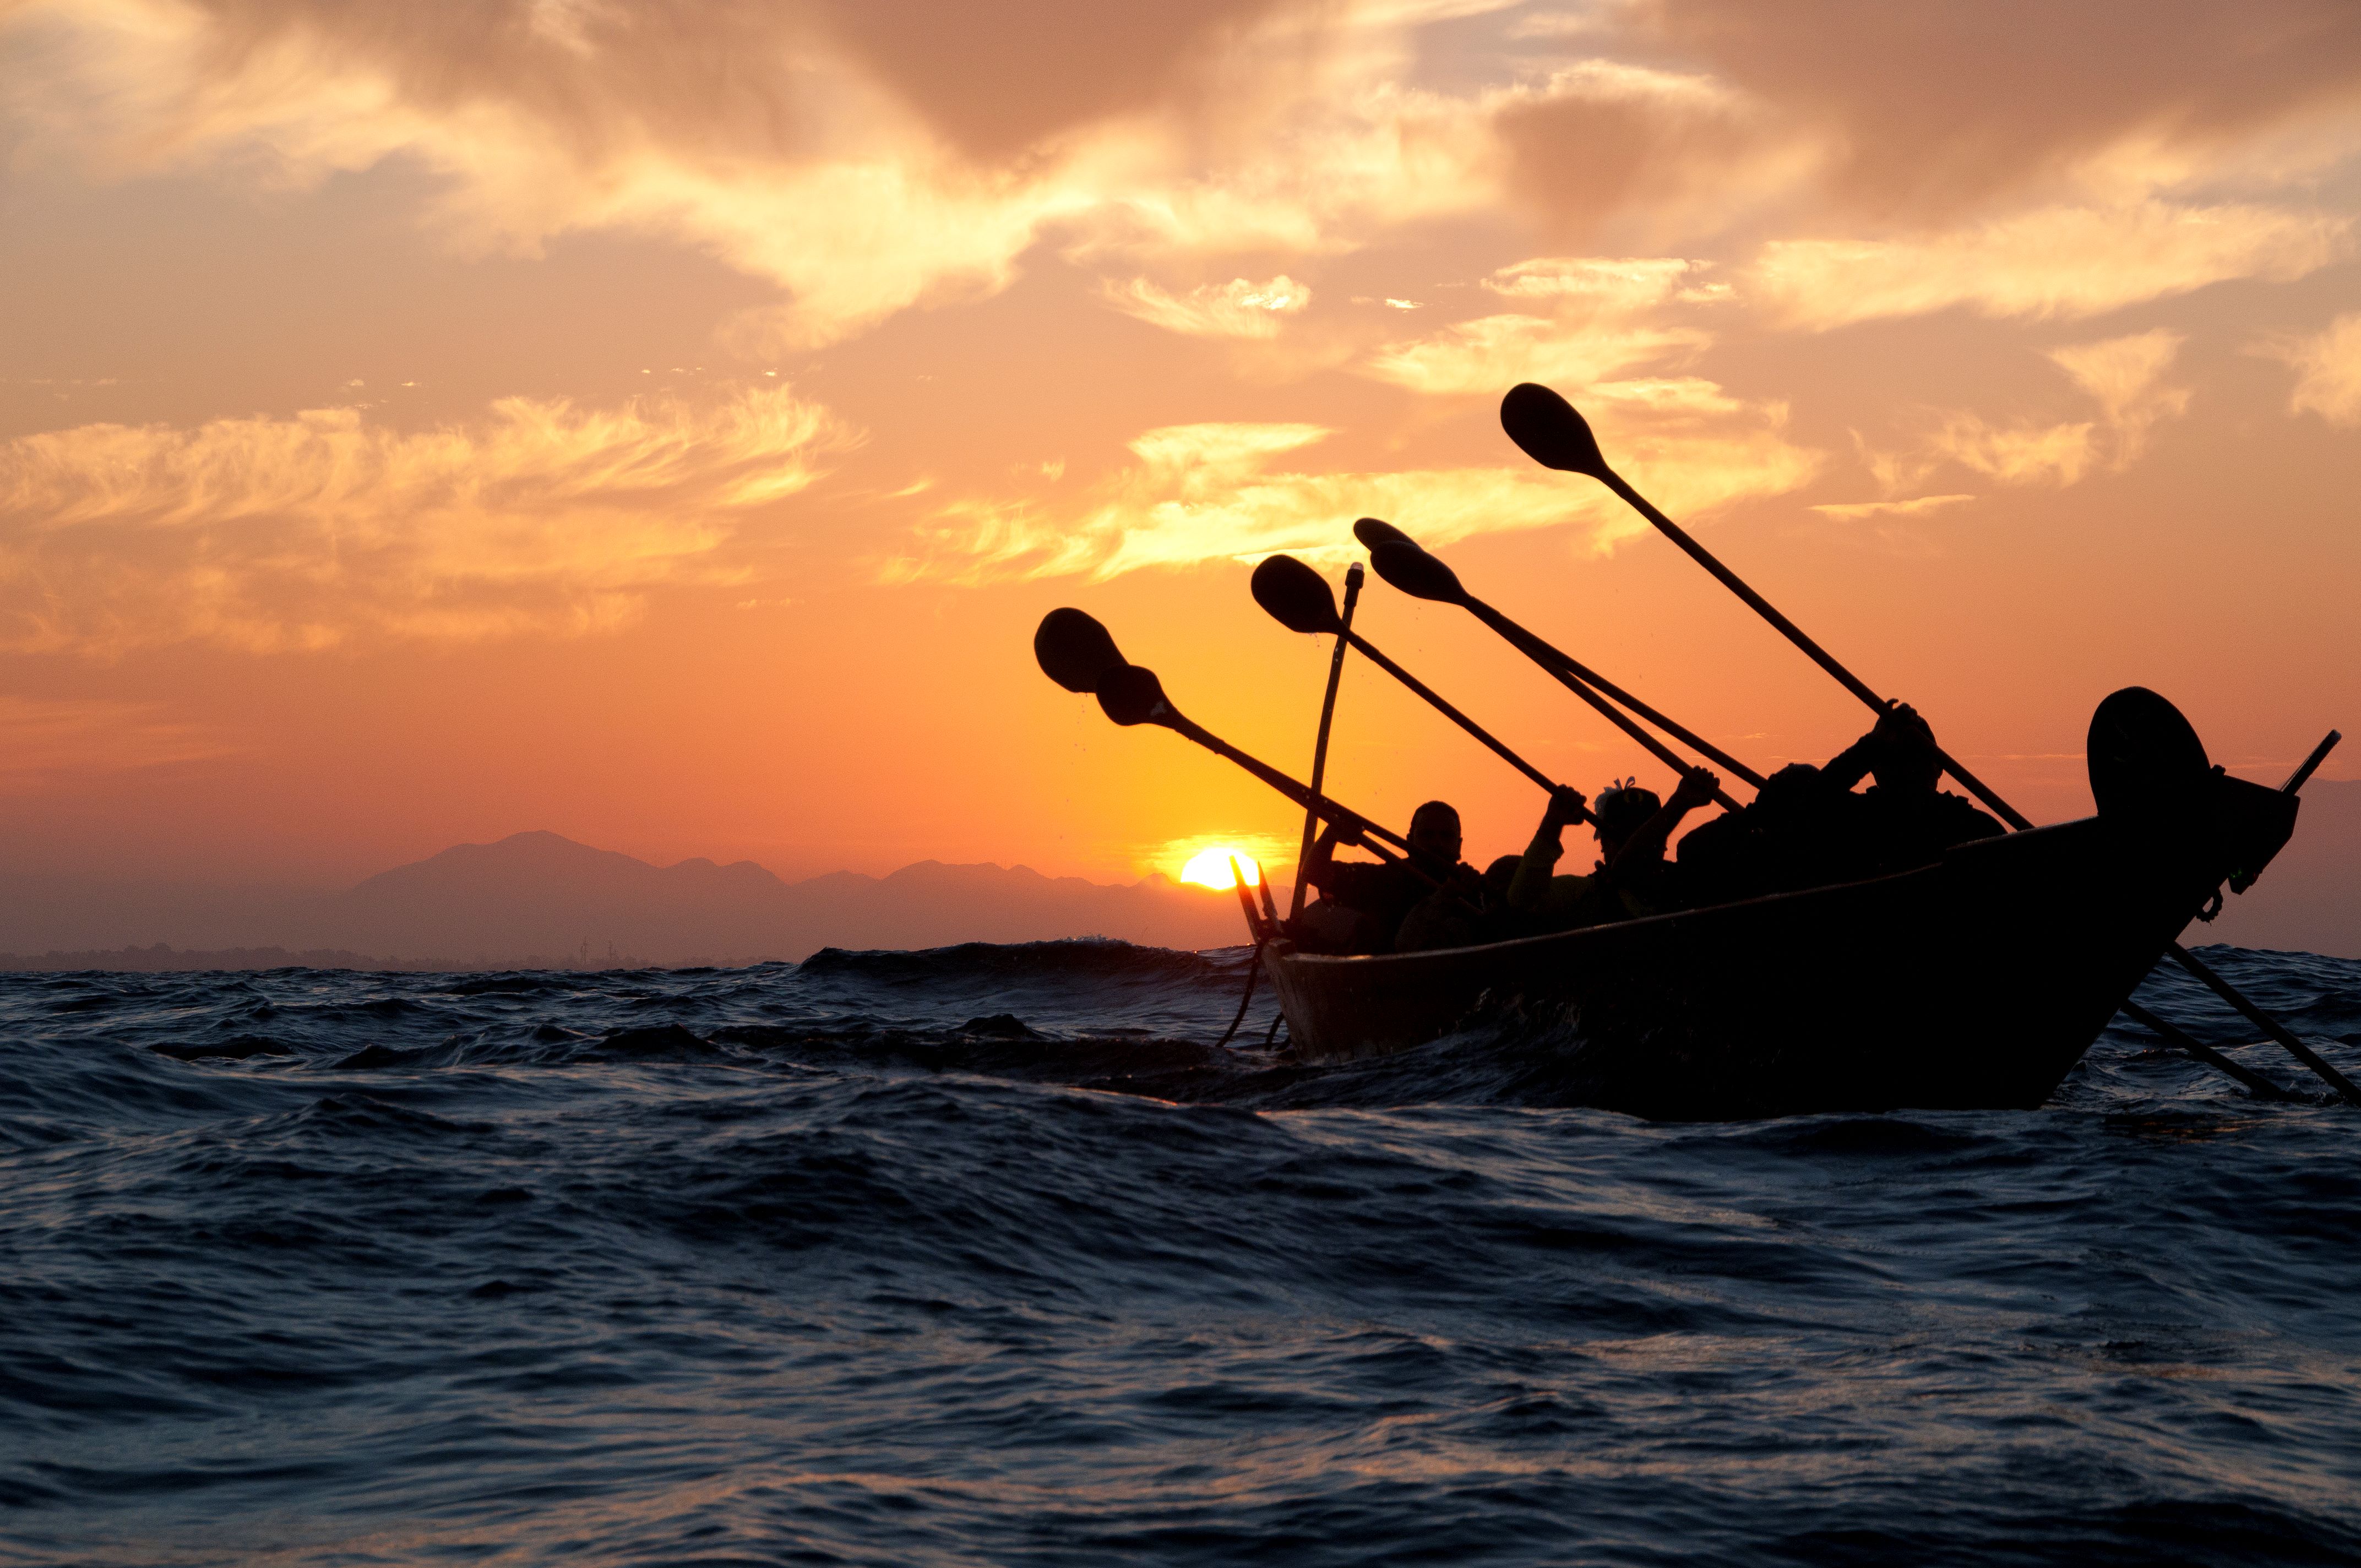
[1511,767,1718,930]
[1679,705,2003,902]
[1297,800,1475,954]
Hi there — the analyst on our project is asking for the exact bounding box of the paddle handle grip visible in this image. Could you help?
[1601,466,2033,830]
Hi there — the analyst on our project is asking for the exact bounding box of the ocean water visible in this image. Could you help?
[2,941,2358,1566]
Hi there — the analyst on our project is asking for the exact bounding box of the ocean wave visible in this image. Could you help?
[3,942,2359,1564]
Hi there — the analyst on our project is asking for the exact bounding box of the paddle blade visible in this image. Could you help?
[1095,663,1172,727]
[1502,383,1607,477]
[1034,608,1125,694]
[1250,555,1343,635]
[1368,538,1465,604]
[1353,516,1413,551]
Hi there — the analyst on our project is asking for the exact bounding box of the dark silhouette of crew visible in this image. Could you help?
[1294,800,1479,954]
[1510,767,1719,931]
[1678,704,2003,903]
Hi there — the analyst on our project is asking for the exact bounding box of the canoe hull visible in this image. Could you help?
[1264,774,2294,1119]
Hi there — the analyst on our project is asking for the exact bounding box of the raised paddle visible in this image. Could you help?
[1290,562,1364,921]
[1252,553,1593,820]
[1034,609,1476,912]
[1500,382,2032,831]
[1353,518,1765,792]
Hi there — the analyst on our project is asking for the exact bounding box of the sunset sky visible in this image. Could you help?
[3,0,2358,896]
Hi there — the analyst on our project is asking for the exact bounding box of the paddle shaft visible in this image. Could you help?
[1156,707,1476,913]
[1461,594,1765,790]
[1345,630,1592,820]
[2282,730,2341,793]
[2119,999,2298,1101]
[1457,597,1741,811]
[1162,709,1407,854]
[2166,945,2361,1106]
[1293,564,1363,920]
[1598,466,2033,831]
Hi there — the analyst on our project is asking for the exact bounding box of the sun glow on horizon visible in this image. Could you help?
[1179,847,1261,889]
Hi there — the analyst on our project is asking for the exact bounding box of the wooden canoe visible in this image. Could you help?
[1258,709,2299,1119]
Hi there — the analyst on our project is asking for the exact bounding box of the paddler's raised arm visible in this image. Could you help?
[1299,816,1354,893]
[1510,785,1590,913]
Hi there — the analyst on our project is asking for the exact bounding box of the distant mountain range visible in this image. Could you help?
[0,832,1249,971]
[2,780,2351,973]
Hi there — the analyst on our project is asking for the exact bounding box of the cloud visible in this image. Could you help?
[1923,420,2098,488]
[813,0,1287,159]
[0,696,236,783]
[1634,0,2361,218]
[2266,311,2361,426]
[1754,203,2348,329]
[0,0,1526,351]
[1887,330,2190,489]
[1361,254,1716,394]
[1811,495,1975,520]
[0,385,856,655]
[1492,58,1788,239]
[1103,275,1312,338]
[7,0,2354,363]
[1360,314,1708,395]
[886,377,1820,582]
[2047,329,2191,461]
[1481,254,1710,306]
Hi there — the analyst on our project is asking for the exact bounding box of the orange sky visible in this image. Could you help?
[2,0,2358,892]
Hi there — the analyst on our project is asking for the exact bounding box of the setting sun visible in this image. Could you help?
[1179,848,1261,890]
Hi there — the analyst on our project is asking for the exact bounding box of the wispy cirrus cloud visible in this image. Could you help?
[1810,494,1975,520]
[1102,275,1312,338]
[0,385,856,655]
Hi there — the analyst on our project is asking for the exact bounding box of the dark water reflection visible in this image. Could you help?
[2,943,2357,1565]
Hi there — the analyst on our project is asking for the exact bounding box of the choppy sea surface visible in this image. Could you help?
[3,940,2359,1566]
